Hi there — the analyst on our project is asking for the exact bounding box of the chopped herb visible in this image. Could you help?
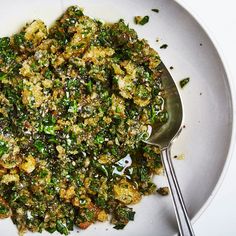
[157,111,169,123]
[180,77,190,88]
[160,44,168,49]
[0,140,9,157]
[44,69,53,79]
[46,227,56,234]
[13,33,25,47]
[75,8,84,17]
[114,224,126,230]
[134,16,150,25]
[39,169,48,178]
[0,203,9,215]
[139,166,149,181]
[56,220,69,235]
[86,80,93,93]
[94,134,105,144]
[113,206,136,229]
[151,9,160,13]
[0,37,10,49]
[0,71,7,80]
[68,100,78,113]
[43,125,55,135]
[34,140,46,154]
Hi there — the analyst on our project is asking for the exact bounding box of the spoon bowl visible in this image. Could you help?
[146,62,183,148]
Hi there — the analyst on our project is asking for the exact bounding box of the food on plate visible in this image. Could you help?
[134,15,150,25]
[0,6,168,235]
[151,9,160,13]
[160,44,168,49]
[180,77,190,88]
[157,187,169,196]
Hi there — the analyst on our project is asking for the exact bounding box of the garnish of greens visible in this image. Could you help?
[160,44,168,49]
[152,9,160,13]
[180,77,190,88]
[0,6,169,235]
[134,16,150,25]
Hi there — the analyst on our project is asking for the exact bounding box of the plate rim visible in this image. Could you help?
[175,0,236,226]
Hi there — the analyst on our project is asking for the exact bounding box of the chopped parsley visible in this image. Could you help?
[160,44,168,49]
[134,16,150,25]
[180,77,190,88]
[0,140,9,157]
[151,9,160,13]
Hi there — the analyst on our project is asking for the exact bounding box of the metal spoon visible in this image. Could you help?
[145,62,195,236]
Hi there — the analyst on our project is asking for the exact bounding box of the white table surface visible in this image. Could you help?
[177,0,236,235]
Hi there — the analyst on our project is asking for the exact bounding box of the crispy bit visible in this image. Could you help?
[1,173,19,184]
[157,187,169,196]
[97,210,108,222]
[78,221,92,230]
[19,155,36,174]
[25,20,47,45]
[114,179,141,205]
[21,83,45,108]
[111,94,126,118]
[0,167,7,177]
[0,136,21,169]
[60,186,76,201]
[56,145,66,159]
[98,154,115,164]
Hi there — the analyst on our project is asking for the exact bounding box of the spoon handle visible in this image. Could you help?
[161,148,195,236]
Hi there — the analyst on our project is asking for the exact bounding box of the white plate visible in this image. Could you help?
[0,0,234,235]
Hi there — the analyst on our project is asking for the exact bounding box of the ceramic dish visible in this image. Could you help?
[0,0,233,235]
